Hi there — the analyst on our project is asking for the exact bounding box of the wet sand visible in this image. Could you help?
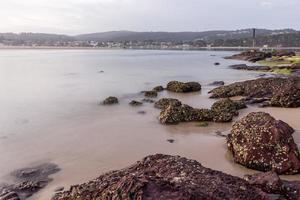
[2,89,299,200]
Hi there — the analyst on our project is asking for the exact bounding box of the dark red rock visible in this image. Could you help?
[227,112,300,175]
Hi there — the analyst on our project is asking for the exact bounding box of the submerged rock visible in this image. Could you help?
[143,91,158,98]
[52,154,272,200]
[154,98,182,109]
[142,98,155,103]
[209,77,300,108]
[209,81,225,86]
[152,85,164,92]
[227,112,300,174]
[0,163,60,200]
[129,100,143,106]
[214,62,220,66]
[102,96,119,105]
[166,81,201,93]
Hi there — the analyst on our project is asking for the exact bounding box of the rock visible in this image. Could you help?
[209,77,300,108]
[98,70,104,73]
[143,91,158,98]
[102,96,119,105]
[214,62,220,65]
[166,139,175,143]
[229,64,271,71]
[52,154,272,200]
[154,98,182,109]
[158,104,195,124]
[152,86,164,92]
[272,50,296,57]
[225,50,272,62]
[215,131,227,138]
[142,98,155,103]
[270,79,300,107]
[227,112,300,174]
[137,111,146,114]
[166,81,201,93]
[129,100,143,106]
[0,163,60,199]
[211,99,246,122]
[245,172,300,199]
[209,81,225,86]
[192,108,214,121]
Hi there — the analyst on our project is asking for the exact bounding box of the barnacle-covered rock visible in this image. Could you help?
[227,112,300,174]
[166,81,201,93]
[102,96,119,105]
[154,98,182,109]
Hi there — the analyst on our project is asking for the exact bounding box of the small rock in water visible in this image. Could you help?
[137,111,146,114]
[102,96,119,105]
[129,100,143,106]
[214,62,220,66]
[215,131,226,137]
[142,98,155,103]
[98,70,104,73]
[143,91,158,98]
[209,81,225,86]
[152,85,164,92]
[166,139,175,143]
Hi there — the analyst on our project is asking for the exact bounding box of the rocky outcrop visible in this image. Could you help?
[154,98,182,109]
[209,77,300,108]
[166,81,201,93]
[272,51,296,57]
[53,154,274,200]
[0,163,60,200]
[225,50,272,62]
[229,64,271,71]
[102,96,119,105]
[158,98,245,124]
[227,112,300,175]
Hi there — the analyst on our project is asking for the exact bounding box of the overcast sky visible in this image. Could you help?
[0,0,299,35]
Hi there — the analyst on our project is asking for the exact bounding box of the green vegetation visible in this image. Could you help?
[259,55,300,67]
[272,68,293,75]
[196,122,209,127]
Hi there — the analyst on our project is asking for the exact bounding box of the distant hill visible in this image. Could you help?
[0,29,300,47]
[75,29,297,42]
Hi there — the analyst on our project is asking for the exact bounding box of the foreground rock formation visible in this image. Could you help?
[166,81,201,93]
[227,112,300,175]
[157,98,246,124]
[0,163,60,200]
[209,77,300,108]
[225,50,272,62]
[53,154,300,200]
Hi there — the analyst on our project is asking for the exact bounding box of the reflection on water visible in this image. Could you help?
[0,50,299,199]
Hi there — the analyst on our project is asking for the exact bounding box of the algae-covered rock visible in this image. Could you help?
[227,112,300,175]
[152,85,164,92]
[129,100,143,106]
[166,81,201,93]
[154,98,182,109]
[143,90,158,98]
[211,99,246,122]
[102,96,119,105]
[158,104,195,124]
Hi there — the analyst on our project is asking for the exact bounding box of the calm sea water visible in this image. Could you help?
[1,49,282,199]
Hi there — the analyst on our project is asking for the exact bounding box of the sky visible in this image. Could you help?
[0,0,299,35]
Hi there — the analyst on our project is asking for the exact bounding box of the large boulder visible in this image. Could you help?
[154,98,182,109]
[166,81,201,93]
[227,112,300,175]
[53,154,272,200]
[102,96,119,105]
